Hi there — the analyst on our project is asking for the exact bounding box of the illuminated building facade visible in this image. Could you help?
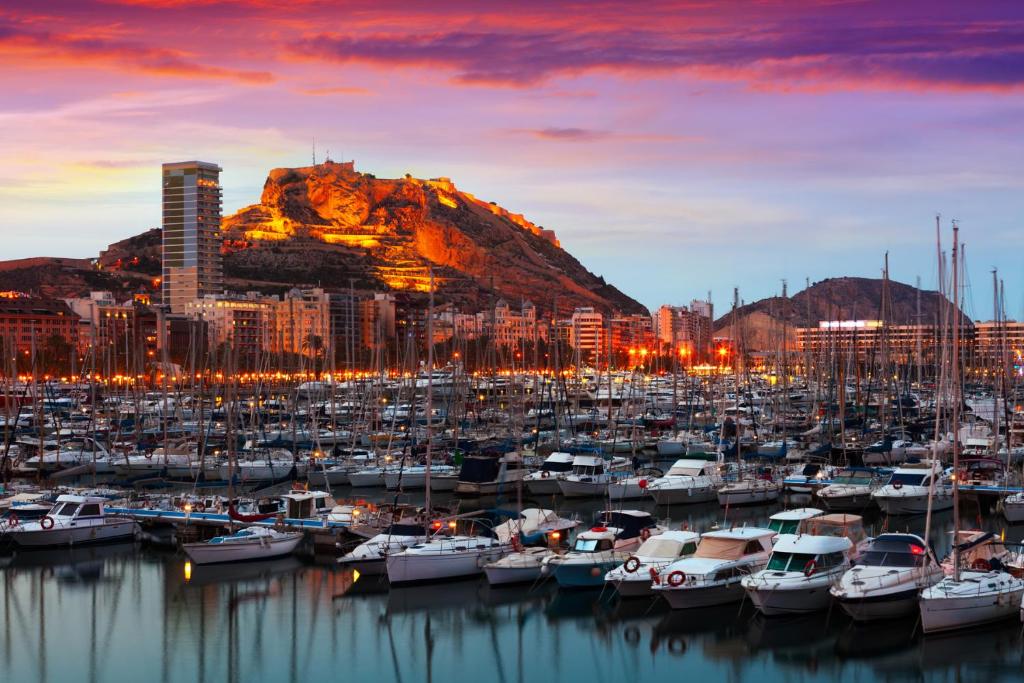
[162,161,223,314]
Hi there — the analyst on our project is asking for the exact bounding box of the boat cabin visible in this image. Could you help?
[830,467,882,486]
[692,528,775,561]
[47,495,108,522]
[569,455,606,477]
[664,458,718,478]
[539,452,574,473]
[280,490,331,518]
[765,534,852,574]
[856,533,933,568]
[635,529,700,560]
[887,461,943,488]
[594,509,657,540]
[802,514,868,546]
[768,508,824,535]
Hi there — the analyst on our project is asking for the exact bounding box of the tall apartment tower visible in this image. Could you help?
[162,161,223,313]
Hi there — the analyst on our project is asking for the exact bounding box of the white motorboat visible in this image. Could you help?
[523,452,574,496]
[783,461,833,494]
[605,529,700,597]
[454,453,528,497]
[384,464,457,490]
[183,526,304,564]
[742,533,854,615]
[816,467,885,512]
[386,535,510,584]
[653,527,776,608]
[1001,492,1024,523]
[348,467,386,487]
[831,533,943,621]
[717,475,781,507]
[543,510,662,589]
[338,520,430,575]
[608,474,654,501]
[920,569,1024,633]
[220,454,304,482]
[557,455,629,499]
[766,507,824,535]
[871,460,952,515]
[645,458,720,506]
[5,495,138,548]
[484,547,558,586]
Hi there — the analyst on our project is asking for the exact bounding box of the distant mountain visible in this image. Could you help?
[5,161,645,316]
[714,277,963,348]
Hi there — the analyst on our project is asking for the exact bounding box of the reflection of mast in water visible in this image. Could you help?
[89,584,97,683]
[38,571,47,683]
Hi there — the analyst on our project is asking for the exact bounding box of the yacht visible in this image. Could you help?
[523,452,574,496]
[816,467,886,512]
[338,519,431,575]
[383,464,457,491]
[783,461,833,494]
[766,507,824,535]
[920,553,1024,633]
[871,460,952,515]
[652,527,776,608]
[184,527,304,564]
[454,452,528,497]
[6,495,138,547]
[543,510,661,589]
[386,533,510,584]
[742,533,854,615]
[645,458,720,505]
[604,529,700,597]
[717,472,781,507]
[484,547,560,586]
[831,533,943,621]
[557,455,629,498]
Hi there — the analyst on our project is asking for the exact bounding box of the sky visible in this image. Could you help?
[1,0,1022,319]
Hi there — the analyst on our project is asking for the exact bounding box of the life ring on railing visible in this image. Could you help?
[667,570,686,587]
[892,481,903,490]
[624,556,641,574]
[541,470,551,479]
[641,528,652,541]
[144,452,153,459]
[971,558,991,572]
[6,512,18,528]
[803,559,817,577]
[40,515,55,530]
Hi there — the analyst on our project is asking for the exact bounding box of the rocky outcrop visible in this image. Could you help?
[220,161,645,313]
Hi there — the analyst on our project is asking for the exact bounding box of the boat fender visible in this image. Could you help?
[892,481,903,490]
[667,570,686,587]
[640,528,652,541]
[624,556,641,573]
[803,559,817,577]
[649,567,660,584]
[40,515,55,530]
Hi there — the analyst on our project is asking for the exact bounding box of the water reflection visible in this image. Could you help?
[1,497,1022,683]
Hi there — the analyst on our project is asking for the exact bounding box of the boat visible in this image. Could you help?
[816,467,886,512]
[871,460,952,515]
[543,510,661,589]
[337,519,430,575]
[717,471,781,507]
[556,455,629,499]
[742,532,854,615]
[831,533,943,621]
[454,452,528,497]
[645,458,720,505]
[385,533,510,584]
[766,507,824,535]
[383,464,457,490]
[5,495,139,548]
[484,547,559,586]
[652,527,776,608]
[1001,492,1024,523]
[783,461,833,494]
[183,526,304,564]
[523,452,574,496]
[604,529,700,597]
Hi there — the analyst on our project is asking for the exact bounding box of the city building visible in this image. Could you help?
[654,300,713,359]
[162,161,223,314]
[569,307,604,363]
[0,294,80,358]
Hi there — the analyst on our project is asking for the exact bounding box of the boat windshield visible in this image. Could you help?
[52,502,79,516]
[832,472,873,485]
[766,551,817,572]
[573,538,611,552]
[768,519,799,534]
[889,472,926,486]
[856,541,928,568]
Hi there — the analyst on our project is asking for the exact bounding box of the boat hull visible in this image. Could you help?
[10,519,138,548]
[920,584,1024,633]
[184,533,303,565]
[386,547,507,584]
[656,582,744,608]
[649,486,717,506]
[835,587,920,621]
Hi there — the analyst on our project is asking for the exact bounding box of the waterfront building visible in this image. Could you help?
[0,294,80,356]
[570,307,604,362]
[654,300,713,360]
[162,161,223,314]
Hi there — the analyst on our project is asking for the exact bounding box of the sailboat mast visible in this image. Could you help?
[424,268,434,534]
[950,224,961,583]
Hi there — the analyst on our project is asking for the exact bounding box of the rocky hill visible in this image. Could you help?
[7,161,644,315]
[714,277,963,349]
[216,161,644,314]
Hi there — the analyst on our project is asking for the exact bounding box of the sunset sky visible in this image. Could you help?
[2,0,1022,318]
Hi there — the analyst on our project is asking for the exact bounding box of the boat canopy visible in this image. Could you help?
[803,514,867,544]
[597,510,655,539]
[694,535,761,560]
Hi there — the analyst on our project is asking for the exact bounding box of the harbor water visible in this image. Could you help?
[3,495,1023,683]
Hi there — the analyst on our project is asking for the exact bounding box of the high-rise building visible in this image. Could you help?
[162,161,223,313]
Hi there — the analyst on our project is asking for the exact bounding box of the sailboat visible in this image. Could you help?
[919,224,1024,633]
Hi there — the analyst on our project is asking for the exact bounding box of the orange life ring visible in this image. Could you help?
[641,528,652,541]
[624,556,641,573]
[803,559,817,577]
[667,570,686,587]
[40,515,55,530]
